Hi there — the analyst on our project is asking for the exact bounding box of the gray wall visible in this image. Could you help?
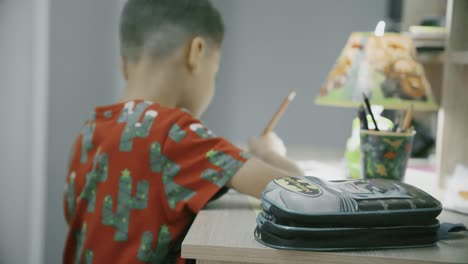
[206,0,387,150]
[0,1,34,263]
[44,1,121,263]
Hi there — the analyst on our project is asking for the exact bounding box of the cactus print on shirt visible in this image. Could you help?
[63,100,248,264]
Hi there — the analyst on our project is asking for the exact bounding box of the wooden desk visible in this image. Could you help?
[182,171,468,264]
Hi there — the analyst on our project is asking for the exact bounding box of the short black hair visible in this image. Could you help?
[120,0,224,62]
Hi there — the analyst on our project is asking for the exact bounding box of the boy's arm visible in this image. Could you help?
[259,151,304,176]
[248,132,304,176]
[227,132,304,198]
[226,157,295,199]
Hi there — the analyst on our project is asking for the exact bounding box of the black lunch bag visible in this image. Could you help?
[254,176,466,251]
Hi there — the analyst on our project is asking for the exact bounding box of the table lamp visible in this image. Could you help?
[316,27,438,111]
[316,22,438,178]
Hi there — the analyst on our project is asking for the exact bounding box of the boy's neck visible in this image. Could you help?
[121,83,178,109]
[120,61,182,109]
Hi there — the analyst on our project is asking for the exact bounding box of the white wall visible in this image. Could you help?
[0,1,35,263]
[43,0,121,263]
[206,0,388,150]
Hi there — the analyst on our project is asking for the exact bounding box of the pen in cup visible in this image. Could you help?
[362,93,379,131]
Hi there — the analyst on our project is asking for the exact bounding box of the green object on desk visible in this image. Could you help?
[360,130,415,181]
[345,115,394,179]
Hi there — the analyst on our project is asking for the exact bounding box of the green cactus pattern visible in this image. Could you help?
[79,152,109,212]
[240,151,251,160]
[66,172,76,218]
[102,169,149,241]
[137,225,172,263]
[189,124,215,139]
[118,101,157,152]
[84,251,94,264]
[202,150,244,187]
[103,110,113,118]
[80,121,95,163]
[201,169,224,187]
[168,124,186,143]
[150,142,195,210]
[75,224,93,264]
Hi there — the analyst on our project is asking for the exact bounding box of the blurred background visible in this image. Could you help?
[0,0,451,263]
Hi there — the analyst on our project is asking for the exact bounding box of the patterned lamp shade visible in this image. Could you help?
[316,32,438,111]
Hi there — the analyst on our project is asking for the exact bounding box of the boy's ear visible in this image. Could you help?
[186,37,206,73]
[120,57,129,81]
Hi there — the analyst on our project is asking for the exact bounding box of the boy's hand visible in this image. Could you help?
[229,132,304,198]
[247,132,304,179]
[248,132,287,159]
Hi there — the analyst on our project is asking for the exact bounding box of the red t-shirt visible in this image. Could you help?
[63,100,249,264]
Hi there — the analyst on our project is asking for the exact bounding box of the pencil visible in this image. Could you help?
[263,90,296,135]
[402,105,414,132]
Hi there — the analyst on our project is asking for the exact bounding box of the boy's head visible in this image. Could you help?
[120,0,224,117]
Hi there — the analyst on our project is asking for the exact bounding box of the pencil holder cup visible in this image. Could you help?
[360,130,415,181]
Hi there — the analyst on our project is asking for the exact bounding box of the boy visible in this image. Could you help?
[63,0,303,263]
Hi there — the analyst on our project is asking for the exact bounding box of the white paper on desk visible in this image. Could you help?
[296,160,347,181]
[444,165,468,214]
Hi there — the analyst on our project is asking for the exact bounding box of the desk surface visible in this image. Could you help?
[182,170,468,264]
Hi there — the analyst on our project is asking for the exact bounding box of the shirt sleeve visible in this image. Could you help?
[156,111,250,215]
